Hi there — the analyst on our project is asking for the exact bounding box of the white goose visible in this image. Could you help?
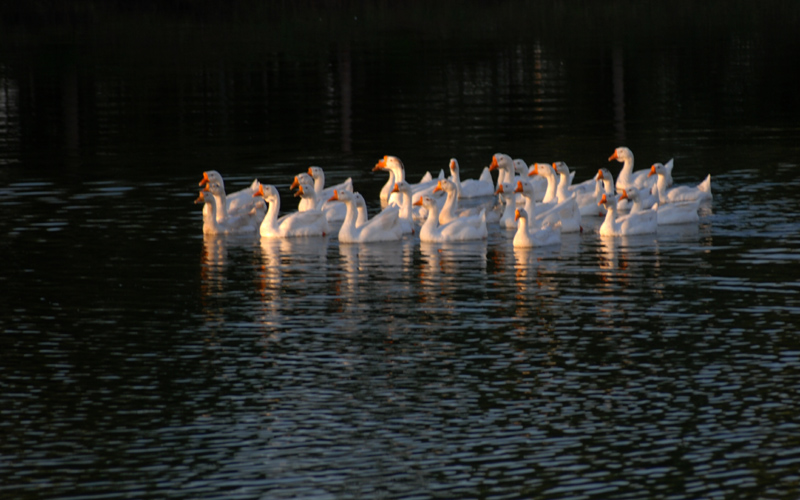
[495,183,518,229]
[203,179,265,228]
[253,183,329,239]
[513,159,547,201]
[432,178,491,226]
[448,158,495,198]
[389,181,417,234]
[513,208,561,248]
[625,186,699,225]
[307,166,354,201]
[515,179,582,233]
[616,188,659,231]
[414,194,488,243]
[598,192,657,236]
[609,146,658,192]
[648,163,712,204]
[194,190,259,235]
[290,173,317,212]
[199,170,264,223]
[373,155,442,205]
[329,190,404,243]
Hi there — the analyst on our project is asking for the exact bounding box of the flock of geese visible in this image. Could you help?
[195,147,712,248]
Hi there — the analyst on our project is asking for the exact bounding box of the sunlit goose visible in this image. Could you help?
[616,188,658,231]
[431,178,487,226]
[514,159,547,201]
[414,194,488,243]
[527,163,559,205]
[515,180,581,233]
[448,158,495,198]
[626,186,700,225]
[495,183,518,229]
[329,190,404,243]
[290,173,317,212]
[199,170,264,223]
[373,155,442,205]
[598,193,657,236]
[195,191,259,235]
[253,183,329,238]
[307,166,354,201]
[390,181,417,234]
[489,153,517,191]
[513,208,561,248]
[203,179,265,228]
[609,147,658,192]
[649,163,712,204]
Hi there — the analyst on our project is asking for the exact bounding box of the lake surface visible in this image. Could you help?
[2,2,800,499]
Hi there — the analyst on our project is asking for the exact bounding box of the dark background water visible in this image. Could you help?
[2,2,800,499]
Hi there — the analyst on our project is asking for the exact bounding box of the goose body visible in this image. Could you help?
[195,191,260,235]
[254,183,329,238]
[515,179,582,233]
[649,163,712,205]
[199,170,265,223]
[414,195,488,243]
[513,208,561,248]
[329,190,404,243]
[448,158,495,198]
[598,193,657,236]
[626,187,700,225]
[374,155,442,205]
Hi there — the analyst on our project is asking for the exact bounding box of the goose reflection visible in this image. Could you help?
[337,239,413,302]
[419,240,488,302]
[257,236,329,322]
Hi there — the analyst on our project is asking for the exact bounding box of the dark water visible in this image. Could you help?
[2,3,800,499]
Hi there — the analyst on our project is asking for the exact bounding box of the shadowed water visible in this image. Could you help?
[2,2,800,499]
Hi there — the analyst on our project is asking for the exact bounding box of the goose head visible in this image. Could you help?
[433,178,457,195]
[598,192,617,208]
[290,172,312,191]
[648,163,667,177]
[253,183,280,203]
[413,194,437,209]
[489,153,514,173]
[514,208,528,222]
[608,147,633,163]
[449,158,459,175]
[392,180,412,196]
[307,166,324,180]
[199,170,224,189]
[553,161,570,177]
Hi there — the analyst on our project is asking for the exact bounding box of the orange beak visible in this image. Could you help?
[608,150,619,162]
[202,183,210,192]
[619,189,628,201]
[514,209,521,222]
[514,180,524,193]
[597,169,604,180]
[528,163,539,176]
[598,193,607,206]
[648,165,657,177]
[290,176,300,190]
[433,180,444,193]
[294,185,305,197]
[413,197,423,206]
[489,155,499,171]
[494,184,504,195]
[252,183,264,197]
[194,191,205,204]
[373,155,388,171]
[307,167,314,176]
[199,171,209,186]
[391,183,400,193]
[328,190,339,202]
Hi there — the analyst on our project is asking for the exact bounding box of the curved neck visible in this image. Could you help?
[656,174,668,204]
[203,197,220,232]
[441,189,458,221]
[617,157,634,183]
[380,169,397,201]
[554,173,568,203]
[422,203,440,230]
[261,196,281,233]
[313,174,325,194]
[399,192,413,220]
